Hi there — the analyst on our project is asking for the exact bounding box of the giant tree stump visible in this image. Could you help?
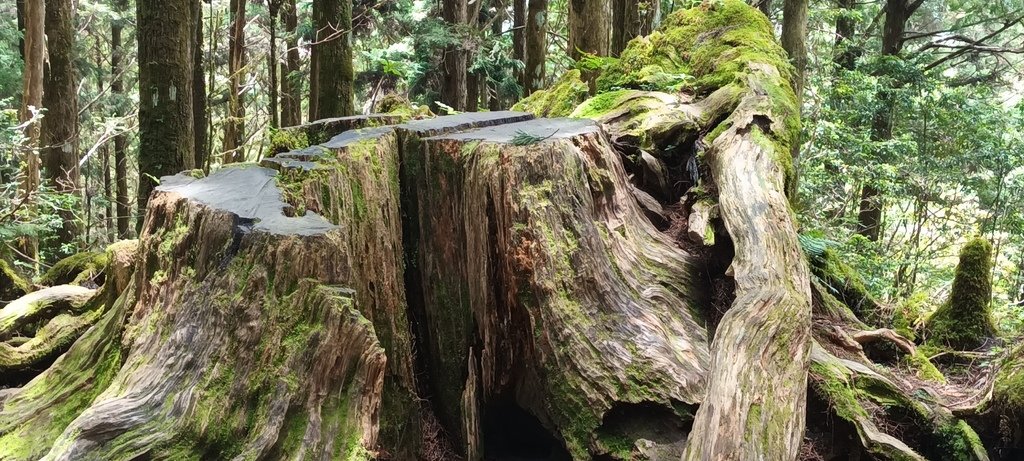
[0,2,992,460]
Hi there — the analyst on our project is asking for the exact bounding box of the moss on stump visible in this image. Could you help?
[924,238,995,351]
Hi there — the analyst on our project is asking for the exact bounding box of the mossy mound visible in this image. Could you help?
[924,238,995,351]
[1,259,31,304]
[596,0,795,94]
[374,93,433,118]
[268,127,311,156]
[38,251,108,287]
[511,70,590,118]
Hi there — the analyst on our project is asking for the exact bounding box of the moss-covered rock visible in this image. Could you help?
[267,127,311,156]
[511,70,590,117]
[374,93,433,118]
[38,251,108,287]
[0,259,31,304]
[924,238,995,351]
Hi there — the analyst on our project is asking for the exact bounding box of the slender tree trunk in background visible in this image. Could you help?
[101,143,114,242]
[268,1,281,128]
[857,0,915,241]
[780,0,808,199]
[192,0,208,170]
[834,0,859,70]
[781,0,808,100]
[611,0,660,56]
[281,0,301,126]
[439,0,468,112]
[112,0,131,239]
[464,1,482,112]
[513,0,526,90]
[523,0,548,95]
[568,0,611,60]
[136,0,196,227]
[16,0,25,60]
[41,0,81,254]
[310,0,355,119]
[488,0,503,110]
[18,0,44,266]
[223,0,246,164]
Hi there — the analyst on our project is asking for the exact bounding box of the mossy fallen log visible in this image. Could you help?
[37,251,108,288]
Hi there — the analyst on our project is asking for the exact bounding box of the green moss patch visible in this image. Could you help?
[924,238,995,351]
[512,70,590,118]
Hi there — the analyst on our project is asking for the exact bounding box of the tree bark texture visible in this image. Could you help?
[280,0,301,127]
[19,0,43,197]
[310,0,355,120]
[268,1,280,129]
[523,0,548,95]
[111,0,131,239]
[440,0,468,112]
[41,0,81,251]
[192,0,208,170]
[513,0,526,89]
[611,0,660,56]
[222,0,247,163]
[136,0,195,224]
[568,0,611,60]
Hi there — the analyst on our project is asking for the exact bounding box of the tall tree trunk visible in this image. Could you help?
[568,0,611,61]
[136,0,196,226]
[754,0,771,17]
[281,0,301,127]
[488,0,504,110]
[464,2,482,112]
[101,143,114,242]
[856,0,916,241]
[18,0,44,266]
[223,0,246,164]
[111,0,131,239]
[16,0,26,60]
[512,0,525,90]
[192,0,208,170]
[440,0,468,112]
[781,0,808,100]
[611,0,660,56]
[268,1,280,128]
[41,0,81,254]
[523,0,548,95]
[310,0,355,120]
